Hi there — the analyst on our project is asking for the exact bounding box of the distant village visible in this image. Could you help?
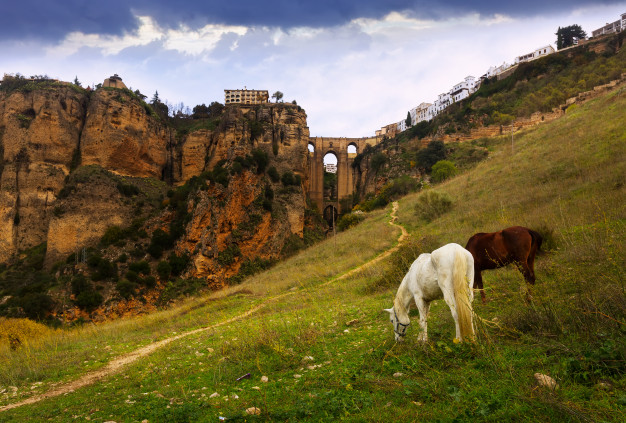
[375,11,626,138]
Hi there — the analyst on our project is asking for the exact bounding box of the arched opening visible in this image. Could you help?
[323,205,338,228]
[323,152,338,200]
[308,143,315,153]
[347,143,357,155]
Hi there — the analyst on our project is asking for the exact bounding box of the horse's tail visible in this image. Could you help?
[453,249,474,341]
[529,229,543,253]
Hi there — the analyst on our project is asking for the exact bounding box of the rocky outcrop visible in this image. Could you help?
[174,104,310,284]
[0,85,88,262]
[0,83,312,292]
[80,89,170,179]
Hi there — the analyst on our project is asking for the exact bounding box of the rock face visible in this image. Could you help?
[0,85,88,262]
[174,104,310,284]
[0,83,312,286]
[81,89,171,179]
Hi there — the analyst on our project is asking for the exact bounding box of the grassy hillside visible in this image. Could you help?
[0,86,624,421]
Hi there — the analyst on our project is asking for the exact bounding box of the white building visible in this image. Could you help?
[450,76,477,103]
[415,102,433,123]
[515,45,555,64]
[592,12,626,37]
[324,163,337,173]
[397,120,407,132]
[485,62,511,78]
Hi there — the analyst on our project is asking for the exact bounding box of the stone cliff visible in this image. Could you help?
[0,82,315,304]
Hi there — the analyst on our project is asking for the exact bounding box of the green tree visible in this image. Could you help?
[556,25,587,50]
[431,160,458,183]
[73,76,82,87]
[417,141,446,172]
[405,111,412,129]
[272,91,284,103]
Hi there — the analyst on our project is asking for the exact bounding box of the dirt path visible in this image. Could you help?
[0,202,408,413]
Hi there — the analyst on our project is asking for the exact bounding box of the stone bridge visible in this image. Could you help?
[307,136,382,222]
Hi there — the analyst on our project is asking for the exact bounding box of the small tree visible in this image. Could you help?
[556,25,587,50]
[272,91,284,103]
[431,160,458,183]
[73,76,82,87]
[405,111,412,128]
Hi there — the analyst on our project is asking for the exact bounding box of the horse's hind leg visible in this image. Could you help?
[474,270,487,304]
[414,295,430,342]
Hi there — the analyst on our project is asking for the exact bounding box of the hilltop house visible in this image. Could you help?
[224,88,269,105]
[591,12,626,37]
[515,45,555,64]
[103,74,127,89]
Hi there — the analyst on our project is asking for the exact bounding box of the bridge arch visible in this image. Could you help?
[308,136,382,215]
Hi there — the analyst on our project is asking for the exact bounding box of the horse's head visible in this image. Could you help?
[383,307,409,342]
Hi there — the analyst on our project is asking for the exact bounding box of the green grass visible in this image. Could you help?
[1,88,625,421]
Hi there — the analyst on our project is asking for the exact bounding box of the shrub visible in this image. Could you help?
[157,260,172,280]
[125,270,139,282]
[168,253,190,276]
[116,181,140,197]
[116,279,136,300]
[251,149,269,173]
[417,141,446,171]
[0,317,53,350]
[370,153,387,173]
[217,245,241,266]
[71,274,90,296]
[267,166,280,182]
[414,190,453,222]
[19,293,55,320]
[336,212,366,231]
[431,160,458,183]
[140,275,157,288]
[100,226,126,246]
[129,260,151,275]
[75,291,103,312]
[281,170,296,186]
[148,229,173,258]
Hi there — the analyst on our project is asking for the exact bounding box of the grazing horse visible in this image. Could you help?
[384,243,475,343]
[465,226,542,304]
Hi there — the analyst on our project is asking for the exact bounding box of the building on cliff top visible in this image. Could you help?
[591,12,626,37]
[103,74,127,89]
[224,88,269,105]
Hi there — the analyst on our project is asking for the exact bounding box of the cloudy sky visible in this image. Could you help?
[1,1,625,137]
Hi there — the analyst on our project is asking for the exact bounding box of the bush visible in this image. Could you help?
[414,190,453,222]
[251,149,269,173]
[370,153,387,173]
[168,253,190,276]
[75,291,103,312]
[157,260,172,280]
[100,226,126,246]
[336,212,366,231]
[431,160,458,183]
[0,317,54,350]
[71,274,90,296]
[267,166,280,182]
[148,229,173,258]
[19,293,55,320]
[129,260,151,275]
[281,171,297,186]
[116,181,140,197]
[217,245,241,266]
[116,279,136,300]
[417,141,446,171]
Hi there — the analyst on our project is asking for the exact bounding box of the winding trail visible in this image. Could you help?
[0,202,408,413]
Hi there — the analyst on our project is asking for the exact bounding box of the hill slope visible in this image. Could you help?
[0,82,624,421]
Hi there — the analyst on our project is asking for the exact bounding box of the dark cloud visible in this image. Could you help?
[2,1,622,42]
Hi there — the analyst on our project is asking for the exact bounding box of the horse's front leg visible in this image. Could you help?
[414,295,430,342]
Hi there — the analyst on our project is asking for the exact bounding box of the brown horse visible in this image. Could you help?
[465,226,542,303]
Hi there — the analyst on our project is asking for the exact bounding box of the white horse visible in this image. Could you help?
[384,243,475,343]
